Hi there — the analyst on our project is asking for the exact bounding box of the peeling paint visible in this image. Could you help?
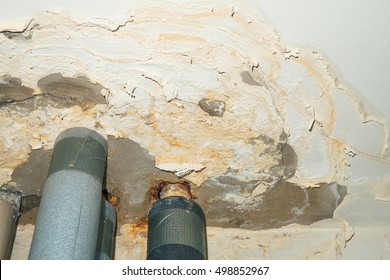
[1,0,389,259]
[0,6,360,189]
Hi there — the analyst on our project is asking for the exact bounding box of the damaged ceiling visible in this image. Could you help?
[0,0,389,259]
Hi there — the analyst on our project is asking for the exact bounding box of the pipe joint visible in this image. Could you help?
[158,181,192,200]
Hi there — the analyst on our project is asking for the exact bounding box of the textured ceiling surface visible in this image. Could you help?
[1,0,389,259]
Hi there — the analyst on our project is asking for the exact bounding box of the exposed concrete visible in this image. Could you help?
[11,149,51,196]
[0,76,34,105]
[197,179,346,229]
[106,137,179,225]
[1,73,106,110]
[37,73,107,109]
[198,98,226,117]
[241,71,263,86]
[12,137,346,232]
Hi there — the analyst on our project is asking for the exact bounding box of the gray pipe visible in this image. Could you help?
[95,198,116,260]
[147,182,207,260]
[28,127,107,260]
[0,189,21,260]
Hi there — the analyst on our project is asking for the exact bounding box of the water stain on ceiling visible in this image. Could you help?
[12,137,346,231]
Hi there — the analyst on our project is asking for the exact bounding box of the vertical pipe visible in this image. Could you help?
[147,182,207,260]
[0,190,21,260]
[29,127,107,260]
[95,198,116,260]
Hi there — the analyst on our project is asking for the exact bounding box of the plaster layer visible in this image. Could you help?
[1,1,380,189]
[1,0,389,259]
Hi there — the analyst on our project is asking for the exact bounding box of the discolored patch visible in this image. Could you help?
[279,142,297,179]
[198,98,226,117]
[8,137,181,228]
[37,73,107,108]
[17,195,41,225]
[11,149,52,197]
[0,76,34,105]
[10,135,344,231]
[196,179,347,230]
[1,23,40,40]
[241,71,262,86]
[105,137,181,224]
[248,133,298,183]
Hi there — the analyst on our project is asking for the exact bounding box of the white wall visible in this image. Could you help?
[255,0,390,120]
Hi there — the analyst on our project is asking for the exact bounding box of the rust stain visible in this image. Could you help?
[146,181,162,204]
[150,123,192,149]
[127,217,148,237]
[94,121,104,129]
[146,180,194,204]
[107,193,118,205]
[159,181,192,199]
[167,137,191,148]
